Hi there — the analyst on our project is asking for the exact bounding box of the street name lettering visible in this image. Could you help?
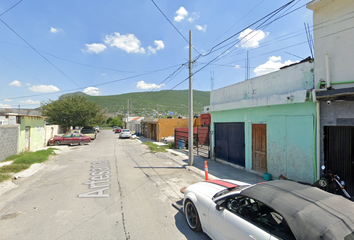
[78,161,111,198]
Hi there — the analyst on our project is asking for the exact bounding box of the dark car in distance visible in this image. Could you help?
[48,133,91,146]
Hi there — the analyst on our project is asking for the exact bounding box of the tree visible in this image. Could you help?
[41,95,106,128]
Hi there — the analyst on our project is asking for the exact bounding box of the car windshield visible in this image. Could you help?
[212,185,250,200]
[122,130,130,132]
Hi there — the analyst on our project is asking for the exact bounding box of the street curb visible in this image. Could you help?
[136,138,219,180]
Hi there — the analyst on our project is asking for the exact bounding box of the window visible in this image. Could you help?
[64,134,73,138]
[74,134,81,137]
[225,196,295,240]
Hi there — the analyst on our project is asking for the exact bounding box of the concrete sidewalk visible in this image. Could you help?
[136,136,265,184]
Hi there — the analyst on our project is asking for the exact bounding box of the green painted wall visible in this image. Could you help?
[19,116,45,152]
[211,102,316,183]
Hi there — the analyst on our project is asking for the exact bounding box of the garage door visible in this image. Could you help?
[215,123,245,167]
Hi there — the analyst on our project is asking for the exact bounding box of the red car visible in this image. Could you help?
[48,133,91,146]
[115,127,122,133]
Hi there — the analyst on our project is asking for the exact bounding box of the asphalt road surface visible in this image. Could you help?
[0,130,210,240]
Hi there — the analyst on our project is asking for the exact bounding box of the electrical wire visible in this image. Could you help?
[0,19,82,88]
[0,0,23,17]
[150,0,201,55]
[0,62,189,101]
[204,0,266,51]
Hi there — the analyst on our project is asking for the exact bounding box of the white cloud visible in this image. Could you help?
[20,99,40,105]
[0,103,12,108]
[50,27,63,33]
[26,83,31,86]
[238,28,268,49]
[254,56,296,76]
[101,73,106,76]
[174,7,188,22]
[4,99,12,101]
[83,43,107,54]
[105,33,145,54]
[136,81,164,90]
[148,40,165,54]
[29,85,60,93]
[188,12,200,23]
[84,87,99,96]
[9,80,22,87]
[196,25,207,32]
[235,65,241,69]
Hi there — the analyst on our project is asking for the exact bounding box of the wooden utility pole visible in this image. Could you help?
[188,30,194,166]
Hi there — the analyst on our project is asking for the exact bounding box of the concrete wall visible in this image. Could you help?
[211,102,316,183]
[210,61,314,109]
[19,116,46,152]
[157,118,200,142]
[44,125,64,145]
[0,125,19,162]
[307,0,354,88]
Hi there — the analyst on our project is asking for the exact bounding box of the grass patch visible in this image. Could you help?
[0,148,58,183]
[0,173,12,182]
[143,141,169,153]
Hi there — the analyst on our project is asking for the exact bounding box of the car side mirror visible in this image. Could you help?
[215,199,226,211]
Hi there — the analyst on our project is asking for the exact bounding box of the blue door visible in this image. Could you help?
[215,123,245,167]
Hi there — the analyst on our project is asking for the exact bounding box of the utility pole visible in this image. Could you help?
[188,30,194,166]
[127,99,129,128]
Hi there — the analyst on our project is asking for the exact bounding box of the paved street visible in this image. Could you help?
[0,130,209,240]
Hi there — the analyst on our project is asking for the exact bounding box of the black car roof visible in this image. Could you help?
[240,180,354,240]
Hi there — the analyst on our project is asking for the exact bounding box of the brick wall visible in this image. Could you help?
[0,125,19,162]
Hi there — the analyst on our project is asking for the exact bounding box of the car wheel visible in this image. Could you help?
[185,200,201,232]
[80,141,85,146]
[54,141,60,146]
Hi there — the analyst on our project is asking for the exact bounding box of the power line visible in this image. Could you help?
[1,62,188,101]
[0,0,23,17]
[150,0,201,55]
[0,19,82,88]
[0,40,185,74]
[205,0,266,51]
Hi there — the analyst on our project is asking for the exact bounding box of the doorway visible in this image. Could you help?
[252,124,267,173]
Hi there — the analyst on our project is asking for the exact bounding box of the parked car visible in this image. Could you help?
[184,180,354,240]
[161,134,174,144]
[115,127,122,133]
[113,126,118,131]
[119,129,131,138]
[95,126,99,132]
[48,133,90,146]
[81,127,97,140]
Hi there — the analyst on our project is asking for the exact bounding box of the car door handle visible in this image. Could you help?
[249,235,257,240]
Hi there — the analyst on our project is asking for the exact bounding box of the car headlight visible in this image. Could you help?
[50,138,53,141]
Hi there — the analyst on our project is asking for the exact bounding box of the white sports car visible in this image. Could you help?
[183,179,354,240]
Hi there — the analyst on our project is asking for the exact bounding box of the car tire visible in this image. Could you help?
[54,141,60,146]
[80,141,85,146]
[185,200,202,232]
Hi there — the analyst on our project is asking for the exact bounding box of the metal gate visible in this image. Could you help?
[324,126,354,196]
[174,126,210,158]
[215,122,245,166]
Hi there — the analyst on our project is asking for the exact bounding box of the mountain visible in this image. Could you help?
[84,90,210,117]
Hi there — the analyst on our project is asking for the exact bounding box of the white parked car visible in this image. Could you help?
[161,134,174,144]
[183,179,354,240]
[119,129,131,139]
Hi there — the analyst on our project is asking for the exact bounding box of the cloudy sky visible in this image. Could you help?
[0,0,313,108]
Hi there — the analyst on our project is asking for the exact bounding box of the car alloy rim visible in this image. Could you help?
[186,202,198,228]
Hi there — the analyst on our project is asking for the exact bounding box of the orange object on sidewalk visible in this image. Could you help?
[204,161,209,180]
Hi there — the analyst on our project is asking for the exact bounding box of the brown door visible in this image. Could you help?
[252,124,267,173]
[25,126,30,151]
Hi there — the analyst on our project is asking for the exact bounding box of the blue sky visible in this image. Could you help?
[0,0,314,109]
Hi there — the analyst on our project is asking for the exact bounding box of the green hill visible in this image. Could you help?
[83,90,210,117]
